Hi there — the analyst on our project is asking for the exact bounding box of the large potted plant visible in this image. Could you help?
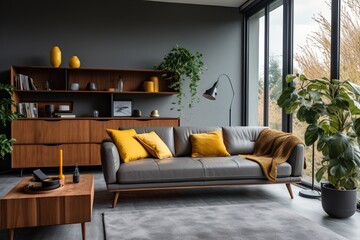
[0,83,18,159]
[156,45,205,111]
[278,74,360,218]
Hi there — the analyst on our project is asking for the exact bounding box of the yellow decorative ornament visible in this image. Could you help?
[50,46,62,68]
[68,56,81,68]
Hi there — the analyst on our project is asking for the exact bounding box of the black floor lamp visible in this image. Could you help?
[203,74,235,126]
[299,144,321,198]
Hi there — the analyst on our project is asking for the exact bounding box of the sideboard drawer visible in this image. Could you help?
[12,120,90,144]
[89,143,101,165]
[12,144,90,168]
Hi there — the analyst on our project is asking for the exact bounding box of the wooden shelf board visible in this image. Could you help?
[15,117,179,120]
[12,65,166,73]
[15,90,176,95]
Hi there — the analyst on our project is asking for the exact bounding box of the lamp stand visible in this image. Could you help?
[203,74,234,126]
[299,144,321,198]
[229,108,232,126]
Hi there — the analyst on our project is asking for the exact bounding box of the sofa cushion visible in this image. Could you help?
[190,130,230,157]
[134,131,173,159]
[106,129,150,162]
[197,156,291,180]
[120,126,175,156]
[174,127,221,157]
[117,157,204,183]
[116,156,292,184]
[222,126,267,155]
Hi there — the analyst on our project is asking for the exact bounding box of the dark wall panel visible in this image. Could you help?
[0,0,242,169]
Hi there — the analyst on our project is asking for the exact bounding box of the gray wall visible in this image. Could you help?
[0,0,243,127]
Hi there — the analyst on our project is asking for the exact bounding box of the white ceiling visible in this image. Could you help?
[146,0,248,8]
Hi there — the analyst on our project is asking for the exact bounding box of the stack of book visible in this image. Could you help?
[18,102,38,118]
[14,74,37,90]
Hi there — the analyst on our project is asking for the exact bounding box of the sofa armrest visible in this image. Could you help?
[286,144,305,177]
[100,139,121,184]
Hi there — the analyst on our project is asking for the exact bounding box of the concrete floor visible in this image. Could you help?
[0,169,359,240]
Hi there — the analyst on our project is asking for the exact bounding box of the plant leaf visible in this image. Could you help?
[285,74,296,83]
[328,133,350,159]
[316,166,327,182]
[354,118,360,138]
[304,124,319,146]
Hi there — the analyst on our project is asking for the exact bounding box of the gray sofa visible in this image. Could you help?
[101,126,304,208]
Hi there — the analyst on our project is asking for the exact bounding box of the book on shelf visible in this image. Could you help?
[15,74,37,90]
[17,103,25,117]
[29,77,37,90]
[17,102,38,118]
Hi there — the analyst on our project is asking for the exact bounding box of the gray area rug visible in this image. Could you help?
[103,202,348,240]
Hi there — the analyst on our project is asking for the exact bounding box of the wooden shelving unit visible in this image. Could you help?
[10,66,180,168]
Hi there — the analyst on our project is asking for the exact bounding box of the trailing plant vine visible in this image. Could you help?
[156,45,205,111]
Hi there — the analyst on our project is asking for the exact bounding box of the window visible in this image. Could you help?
[293,0,331,184]
[247,10,265,126]
[339,0,360,198]
[340,0,360,82]
[243,0,359,201]
[246,0,283,131]
[268,2,283,130]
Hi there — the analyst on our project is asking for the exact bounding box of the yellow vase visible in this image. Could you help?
[68,56,81,68]
[50,46,62,68]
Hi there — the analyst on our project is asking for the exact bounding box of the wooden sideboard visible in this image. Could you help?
[12,117,179,168]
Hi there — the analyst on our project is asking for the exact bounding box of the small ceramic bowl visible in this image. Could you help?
[150,110,160,117]
[70,83,80,91]
[86,82,97,91]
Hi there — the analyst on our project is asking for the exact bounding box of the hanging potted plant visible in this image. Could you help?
[277,73,360,218]
[0,83,18,159]
[155,45,206,111]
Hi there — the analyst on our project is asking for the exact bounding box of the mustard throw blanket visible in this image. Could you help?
[240,128,304,181]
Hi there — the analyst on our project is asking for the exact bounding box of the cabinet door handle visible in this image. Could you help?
[135,119,152,122]
[44,144,62,146]
[44,119,62,122]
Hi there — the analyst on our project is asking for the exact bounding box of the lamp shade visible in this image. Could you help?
[203,81,218,100]
[203,74,234,126]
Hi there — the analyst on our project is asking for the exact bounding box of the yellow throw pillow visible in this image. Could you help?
[134,131,173,159]
[190,130,231,157]
[106,129,150,163]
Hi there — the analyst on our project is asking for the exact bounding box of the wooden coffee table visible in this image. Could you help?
[0,174,94,240]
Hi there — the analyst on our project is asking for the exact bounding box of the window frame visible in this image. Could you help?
[241,0,341,128]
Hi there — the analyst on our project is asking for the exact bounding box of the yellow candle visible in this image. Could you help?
[143,81,154,92]
[150,76,159,92]
[59,149,65,181]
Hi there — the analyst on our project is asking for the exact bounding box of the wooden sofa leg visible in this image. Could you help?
[113,192,120,208]
[286,183,294,199]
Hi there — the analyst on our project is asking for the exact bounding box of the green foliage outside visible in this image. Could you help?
[292,0,360,194]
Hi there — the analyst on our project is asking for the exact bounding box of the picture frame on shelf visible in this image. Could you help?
[113,101,132,117]
[58,104,71,112]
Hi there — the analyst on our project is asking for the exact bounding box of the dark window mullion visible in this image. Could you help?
[242,13,249,126]
[264,5,270,126]
[282,0,294,132]
[331,0,340,80]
